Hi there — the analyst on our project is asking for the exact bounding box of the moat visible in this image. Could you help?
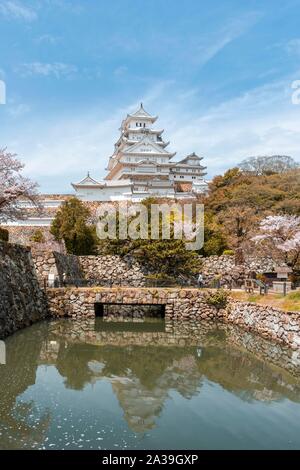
[1,318,300,450]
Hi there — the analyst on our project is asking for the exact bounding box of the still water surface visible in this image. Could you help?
[1,318,300,450]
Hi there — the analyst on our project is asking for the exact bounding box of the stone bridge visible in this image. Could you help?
[47,287,221,321]
[46,286,300,350]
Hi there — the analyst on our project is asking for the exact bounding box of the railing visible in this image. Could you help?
[244,278,268,295]
[207,279,244,290]
[42,277,197,289]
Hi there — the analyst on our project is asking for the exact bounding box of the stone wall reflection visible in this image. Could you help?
[39,318,300,432]
[1,318,300,439]
[0,323,51,449]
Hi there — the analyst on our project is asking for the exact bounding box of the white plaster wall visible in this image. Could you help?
[76,186,133,201]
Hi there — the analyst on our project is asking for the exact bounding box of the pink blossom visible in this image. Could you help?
[252,214,300,267]
[0,148,40,222]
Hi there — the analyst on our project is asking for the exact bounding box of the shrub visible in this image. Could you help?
[30,229,45,243]
[256,273,267,283]
[0,227,9,242]
[205,289,229,309]
[287,291,300,301]
[222,249,235,256]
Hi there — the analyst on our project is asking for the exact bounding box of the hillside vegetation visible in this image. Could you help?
[199,168,300,251]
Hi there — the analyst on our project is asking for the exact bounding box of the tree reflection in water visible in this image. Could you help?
[1,318,300,444]
[0,324,51,449]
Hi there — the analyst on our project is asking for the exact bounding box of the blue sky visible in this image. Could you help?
[0,0,300,193]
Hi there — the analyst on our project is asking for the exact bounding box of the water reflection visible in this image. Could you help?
[0,324,50,449]
[1,318,300,449]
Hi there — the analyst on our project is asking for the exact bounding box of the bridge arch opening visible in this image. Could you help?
[94,303,165,319]
[94,303,104,317]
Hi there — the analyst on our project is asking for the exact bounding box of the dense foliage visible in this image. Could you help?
[200,167,300,251]
[204,289,229,309]
[51,161,300,274]
[98,197,201,280]
[199,212,228,256]
[51,197,98,255]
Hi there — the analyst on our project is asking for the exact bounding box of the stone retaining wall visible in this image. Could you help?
[200,255,278,287]
[227,300,300,350]
[29,251,282,288]
[79,254,280,288]
[0,242,49,339]
[32,250,83,282]
[79,255,147,286]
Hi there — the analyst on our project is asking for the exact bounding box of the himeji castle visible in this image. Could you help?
[3,104,209,230]
[72,104,209,201]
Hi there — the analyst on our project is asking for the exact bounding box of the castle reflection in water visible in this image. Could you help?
[1,318,300,449]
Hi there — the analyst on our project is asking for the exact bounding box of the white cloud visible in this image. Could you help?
[0,1,37,21]
[160,80,300,176]
[113,66,128,78]
[149,11,262,72]
[39,0,84,14]
[17,62,78,78]
[7,103,31,118]
[191,13,261,67]
[286,38,300,56]
[2,77,300,192]
[36,34,60,45]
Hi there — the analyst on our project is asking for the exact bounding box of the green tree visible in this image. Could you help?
[100,197,201,280]
[126,238,200,279]
[200,167,300,250]
[50,197,97,255]
[199,213,228,256]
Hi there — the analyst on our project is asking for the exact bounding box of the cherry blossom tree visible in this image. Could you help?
[0,148,40,222]
[238,155,299,175]
[252,215,300,268]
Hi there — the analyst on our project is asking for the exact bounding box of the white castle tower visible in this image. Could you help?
[72,103,208,201]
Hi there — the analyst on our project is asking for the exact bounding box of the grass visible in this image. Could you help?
[230,290,300,312]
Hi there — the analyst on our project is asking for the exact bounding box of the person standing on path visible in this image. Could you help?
[197,273,204,288]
